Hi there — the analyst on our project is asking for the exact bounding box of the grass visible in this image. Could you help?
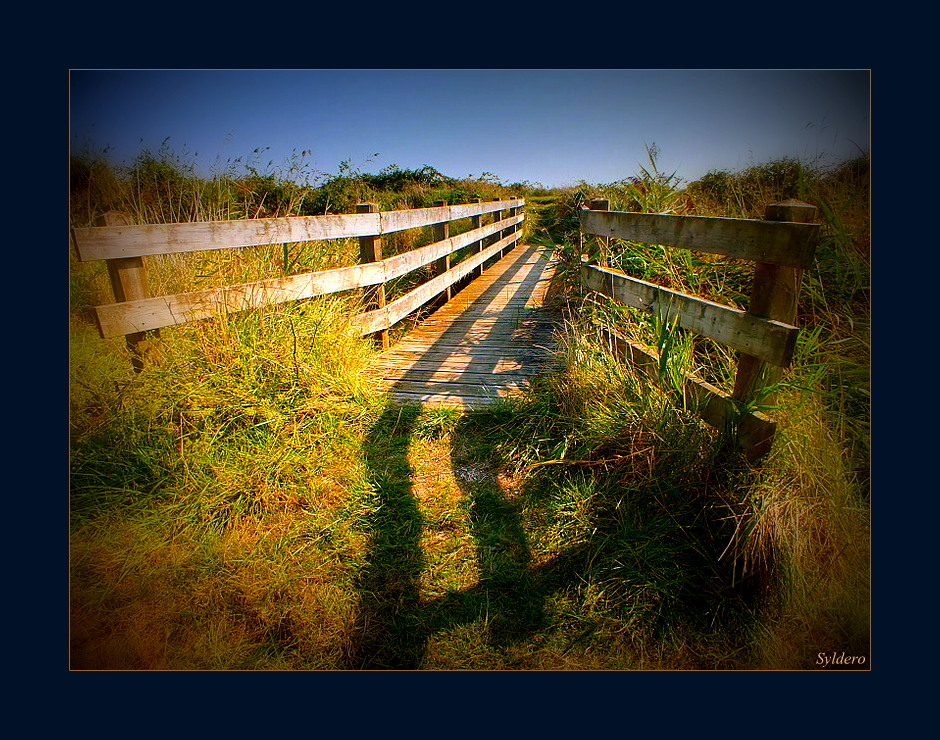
[68,321,770,669]
[69,149,870,670]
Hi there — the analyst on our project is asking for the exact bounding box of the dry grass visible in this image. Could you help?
[69,151,870,671]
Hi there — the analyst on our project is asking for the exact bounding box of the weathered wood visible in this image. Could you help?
[384,347,553,362]
[582,262,799,367]
[357,203,387,348]
[92,214,522,339]
[367,243,561,408]
[470,198,484,280]
[382,215,520,280]
[371,391,506,409]
[732,199,818,405]
[98,211,153,370]
[352,229,521,335]
[371,361,548,377]
[578,199,820,461]
[508,201,522,261]
[433,199,452,303]
[589,198,610,266]
[72,199,524,262]
[489,199,505,265]
[94,262,387,339]
[579,209,820,268]
[598,328,776,461]
[73,212,379,262]
[375,378,530,396]
[377,199,523,235]
[380,215,518,285]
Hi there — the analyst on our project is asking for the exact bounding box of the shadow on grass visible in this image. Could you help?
[417,420,546,651]
[345,404,426,669]
[345,402,547,669]
[346,397,764,670]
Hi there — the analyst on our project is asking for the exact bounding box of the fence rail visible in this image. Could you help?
[73,191,819,459]
[579,198,820,460]
[71,200,522,261]
[579,209,818,268]
[72,198,524,361]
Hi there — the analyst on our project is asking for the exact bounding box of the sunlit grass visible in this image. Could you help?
[69,149,869,670]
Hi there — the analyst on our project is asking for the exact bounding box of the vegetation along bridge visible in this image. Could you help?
[71,196,819,458]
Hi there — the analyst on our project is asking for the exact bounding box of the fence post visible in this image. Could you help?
[433,198,452,302]
[471,197,483,280]
[589,198,610,266]
[99,211,156,371]
[508,197,521,254]
[489,198,503,262]
[357,202,388,350]
[732,198,817,411]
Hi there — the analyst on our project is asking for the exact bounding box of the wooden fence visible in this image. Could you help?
[579,198,820,460]
[72,198,524,367]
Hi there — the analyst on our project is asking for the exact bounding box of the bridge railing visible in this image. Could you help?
[72,198,524,366]
[579,198,820,460]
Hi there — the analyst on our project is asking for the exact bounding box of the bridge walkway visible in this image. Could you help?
[365,243,564,409]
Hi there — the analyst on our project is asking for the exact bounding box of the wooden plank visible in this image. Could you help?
[98,211,154,371]
[377,378,528,396]
[390,345,552,358]
[469,198,484,281]
[382,391,505,409]
[418,313,558,326]
[392,329,554,344]
[588,198,611,265]
[382,215,522,281]
[73,212,381,262]
[433,199,452,303]
[91,216,522,339]
[357,202,388,349]
[368,243,562,409]
[73,199,524,262]
[396,329,555,343]
[372,354,551,368]
[379,199,523,234]
[371,361,549,376]
[351,230,521,335]
[733,200,818,405]
[582,262,798,367]
[378,348,554,362]
[370,367,542,384]
[579,209,819,268]
[93,262,385,339]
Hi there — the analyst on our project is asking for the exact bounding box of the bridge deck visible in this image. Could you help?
[367,243,563,408]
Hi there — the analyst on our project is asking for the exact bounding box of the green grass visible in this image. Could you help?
[69,149,870,670]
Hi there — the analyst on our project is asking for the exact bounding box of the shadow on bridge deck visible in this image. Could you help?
[366,243,565,409]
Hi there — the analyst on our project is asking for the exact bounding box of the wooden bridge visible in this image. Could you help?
[72,195,820,457]
[72,198,565,408]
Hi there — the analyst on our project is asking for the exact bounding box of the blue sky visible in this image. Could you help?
[69,69,870,189]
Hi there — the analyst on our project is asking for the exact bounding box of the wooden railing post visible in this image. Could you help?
[357,202,388,349]
[99,211,155,371]
[489,198,504,262]
[470,197,483,280]
[589,198,610,266]
[508,197,521,255]
[433,198,452,302]
[732,198,817,411]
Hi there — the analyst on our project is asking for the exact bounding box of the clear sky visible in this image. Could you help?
[69,69,870,189]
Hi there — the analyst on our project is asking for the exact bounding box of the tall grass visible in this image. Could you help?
[543,149,870,668]
[69,146,869,670]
